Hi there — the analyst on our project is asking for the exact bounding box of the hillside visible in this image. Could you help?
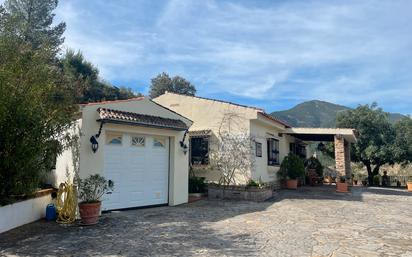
[271,100,406,127]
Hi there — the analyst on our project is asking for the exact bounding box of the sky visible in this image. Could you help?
[53,0,411,115]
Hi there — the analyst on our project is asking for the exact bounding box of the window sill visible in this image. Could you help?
[191,164,210,169]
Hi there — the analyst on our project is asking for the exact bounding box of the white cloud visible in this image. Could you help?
[54,0,412,114]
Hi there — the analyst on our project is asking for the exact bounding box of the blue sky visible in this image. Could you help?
[54,0,412,115]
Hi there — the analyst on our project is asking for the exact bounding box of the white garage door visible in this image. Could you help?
[102,132,169,211]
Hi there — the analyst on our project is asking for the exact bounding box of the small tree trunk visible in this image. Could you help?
[365,162,373,186]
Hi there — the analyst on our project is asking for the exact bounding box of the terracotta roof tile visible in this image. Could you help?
[97,108,188,130]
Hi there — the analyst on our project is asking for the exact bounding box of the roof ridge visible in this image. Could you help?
[164,92,264,111]
[80,97,145,106]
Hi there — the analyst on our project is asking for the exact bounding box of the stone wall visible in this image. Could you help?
[208,185,273,202]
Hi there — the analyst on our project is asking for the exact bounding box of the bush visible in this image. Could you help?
[78,174,114,203]
[304,157,323,176]
[373,175,381,186]
[189,176,206,193]
[246,178,265,188]
[279,153,305,180]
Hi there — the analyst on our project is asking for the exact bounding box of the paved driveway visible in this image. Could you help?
[1,186,412,257]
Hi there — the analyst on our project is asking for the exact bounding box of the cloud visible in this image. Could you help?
[54,0,412,114]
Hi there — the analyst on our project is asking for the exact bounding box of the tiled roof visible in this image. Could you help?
[97,108,188,130]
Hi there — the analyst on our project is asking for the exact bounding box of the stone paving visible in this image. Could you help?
[1,186,412,257]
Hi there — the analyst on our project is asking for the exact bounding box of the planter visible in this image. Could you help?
[407,182,412,192]
[336,182,349,193]
[79,202,101,225]
[286,179,298,189]
[188,193,205,203]
[208,184,273,202]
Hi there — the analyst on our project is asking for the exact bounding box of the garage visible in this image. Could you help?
[102,133,170,211]
[67,97,192,211]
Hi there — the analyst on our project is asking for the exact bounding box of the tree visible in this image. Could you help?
[149,72,196,99]
[0,0,76,204]
[2,0,65,53]
[336,103,396,185]
[210,112,255,186]
[61,49,140,103]
[393,117,412,164]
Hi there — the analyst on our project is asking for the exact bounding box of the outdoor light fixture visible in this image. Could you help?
[90,136,99,153]
[90,121,105,154]
[180,129,189,155]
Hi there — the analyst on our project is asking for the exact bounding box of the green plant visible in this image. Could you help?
[338,176,346,183]
[279,153,305,180]
[373,175,381,186]
[304,156,324,176]
[188,176,206,193]
[78,174,114,203]
[246,178,265,188]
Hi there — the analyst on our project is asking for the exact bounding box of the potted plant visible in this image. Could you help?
[407,178,412,192]
[336,176,348,193]
[77,174,114,225]
[188,176,207,202]
[279,153,305,190]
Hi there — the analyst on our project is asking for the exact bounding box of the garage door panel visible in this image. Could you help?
[102,134,169,211]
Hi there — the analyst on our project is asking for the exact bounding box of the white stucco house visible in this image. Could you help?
[154,92,357,187]
[54,97,193,211]
[53,92,356,211]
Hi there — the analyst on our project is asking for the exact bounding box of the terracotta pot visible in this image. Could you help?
[407,182,412,192]
[336,182,348,193]
[79,202,101,225]
[286,179,298,189]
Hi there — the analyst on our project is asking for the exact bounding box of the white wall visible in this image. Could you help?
[0,194,52,234]
[48,120,82,187]
[250,120,294,183]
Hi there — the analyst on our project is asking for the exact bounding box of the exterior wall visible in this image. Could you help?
[0,193,52,234]
[47,120,82,187]
[55,98,191,206]
[154,93,294,185]
[154,92,258,133]
[250,120,294,184]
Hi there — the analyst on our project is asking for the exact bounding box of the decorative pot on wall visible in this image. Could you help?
[286,179,298,190]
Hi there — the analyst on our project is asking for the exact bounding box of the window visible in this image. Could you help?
[153,137,166,148]
[255,142,262,157]
[106,133,122,145]
[290,142,307,159]
[267,138,279,165]
[131,136,145,147]
[190,137,209,165]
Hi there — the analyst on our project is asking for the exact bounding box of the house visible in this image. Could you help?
[154,92,357,186]
[53,97,193,211]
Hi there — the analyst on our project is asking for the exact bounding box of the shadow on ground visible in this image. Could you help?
[1,186,411,257]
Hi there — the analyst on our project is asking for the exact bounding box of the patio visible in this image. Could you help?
[1,186,412,257]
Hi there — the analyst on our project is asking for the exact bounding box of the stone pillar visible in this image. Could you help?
[344,140,352,182]
[334,135,346,179]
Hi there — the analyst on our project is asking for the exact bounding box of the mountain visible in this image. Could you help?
[271,100,406,128]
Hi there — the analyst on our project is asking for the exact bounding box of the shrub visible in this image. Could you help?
[189,176,206,193]
[246,178,265,188]
[279,153,305,180]
[304,157,323,176]
[78,174,114,203]
[373,175,381,186]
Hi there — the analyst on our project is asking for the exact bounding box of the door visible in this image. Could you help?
[102,133,169,210]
